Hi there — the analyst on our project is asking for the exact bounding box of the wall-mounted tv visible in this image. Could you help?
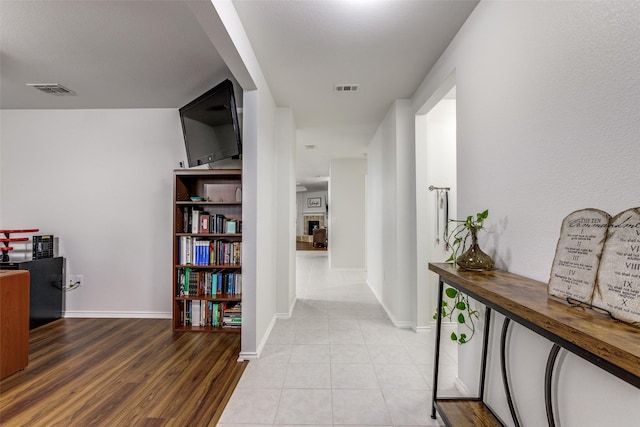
[179,79,242,167]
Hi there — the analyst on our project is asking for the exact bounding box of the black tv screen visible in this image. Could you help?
[179,79,242,167]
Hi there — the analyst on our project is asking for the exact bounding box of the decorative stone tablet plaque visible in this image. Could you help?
[548,209,611,302]
[592,208,640,324]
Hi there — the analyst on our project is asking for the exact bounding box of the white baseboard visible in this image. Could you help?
[276,297,297,319]
[366,279,383,304]
[249,313,278,360]
[365,280,413,329]
[388,313,413,329]
[237,351,258,362]
[64,311,171,319]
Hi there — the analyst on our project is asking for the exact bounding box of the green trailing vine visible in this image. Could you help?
[433,287,479,344]
[433,209,489,344]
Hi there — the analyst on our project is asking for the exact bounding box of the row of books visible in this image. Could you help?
[179,300,242,328]
[183,207,241,235]
[177,268,242,296]
[178,236,242,266]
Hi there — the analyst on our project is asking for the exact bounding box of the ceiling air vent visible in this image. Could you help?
[27,83,76,96]
[335,84,359,92]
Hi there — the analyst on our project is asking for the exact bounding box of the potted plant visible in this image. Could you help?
[446,209,494,271]
[434,209,493,344]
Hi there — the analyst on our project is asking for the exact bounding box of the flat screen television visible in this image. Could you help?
[179,79,242,167]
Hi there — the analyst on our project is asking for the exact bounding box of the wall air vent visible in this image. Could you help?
[27,83,76,96]
[335,84,359,92]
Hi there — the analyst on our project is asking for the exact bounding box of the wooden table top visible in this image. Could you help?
[429,263,640,382]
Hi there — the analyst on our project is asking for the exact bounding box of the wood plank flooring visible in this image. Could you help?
[0,318,247,426]
[295,241,327,251]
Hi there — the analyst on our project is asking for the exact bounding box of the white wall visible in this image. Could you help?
[0,109,185,316]
[366,101,415,327]
[276,107,296,317]
[409,1,640,425]
[329,158,366,270]
[367,110,392,307]
[245,88,278,358]
[208,0,288,359]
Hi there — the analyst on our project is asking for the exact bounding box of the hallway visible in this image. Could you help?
[218,251,459,426]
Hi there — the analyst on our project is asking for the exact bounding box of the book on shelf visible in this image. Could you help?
[178,268,187,296]
[184,300,192,326]
[192,301,201,327]
[199,214,210,234]
[212,302,221,327]
[191,209,200,234]
[188,269,198,296]
[183,207,189,234]
[212,214,223,234]
[179,236,193,265]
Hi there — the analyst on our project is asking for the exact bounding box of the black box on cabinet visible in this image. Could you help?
[32,235,56,259]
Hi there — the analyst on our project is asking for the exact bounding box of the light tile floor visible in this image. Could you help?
[218,251,460,426]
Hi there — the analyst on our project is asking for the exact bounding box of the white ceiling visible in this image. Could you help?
[232,0,477,189]
[0,1,231,109]
[0,0,478,190]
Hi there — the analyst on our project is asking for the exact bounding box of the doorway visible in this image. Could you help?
[415,77,457,329]
[296,190,328,252]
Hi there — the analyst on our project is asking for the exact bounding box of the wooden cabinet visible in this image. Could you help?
[0,270,30,379]
[172,169,242,332]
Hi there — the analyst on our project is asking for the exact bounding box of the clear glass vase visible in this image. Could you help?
[456,228,494,271]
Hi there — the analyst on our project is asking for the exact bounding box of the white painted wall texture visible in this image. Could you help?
[366,123,386,303]
[408,1,640,426]
[0,109,185,317]
[329,158,366,270]
[366,101,415,327]
[275,107,296,317]
[209,0,288,359]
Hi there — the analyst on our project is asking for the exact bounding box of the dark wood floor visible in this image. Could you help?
[0,318,247,426]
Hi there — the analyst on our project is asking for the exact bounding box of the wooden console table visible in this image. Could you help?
[0,270,30,379]
[429,262,640,427]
